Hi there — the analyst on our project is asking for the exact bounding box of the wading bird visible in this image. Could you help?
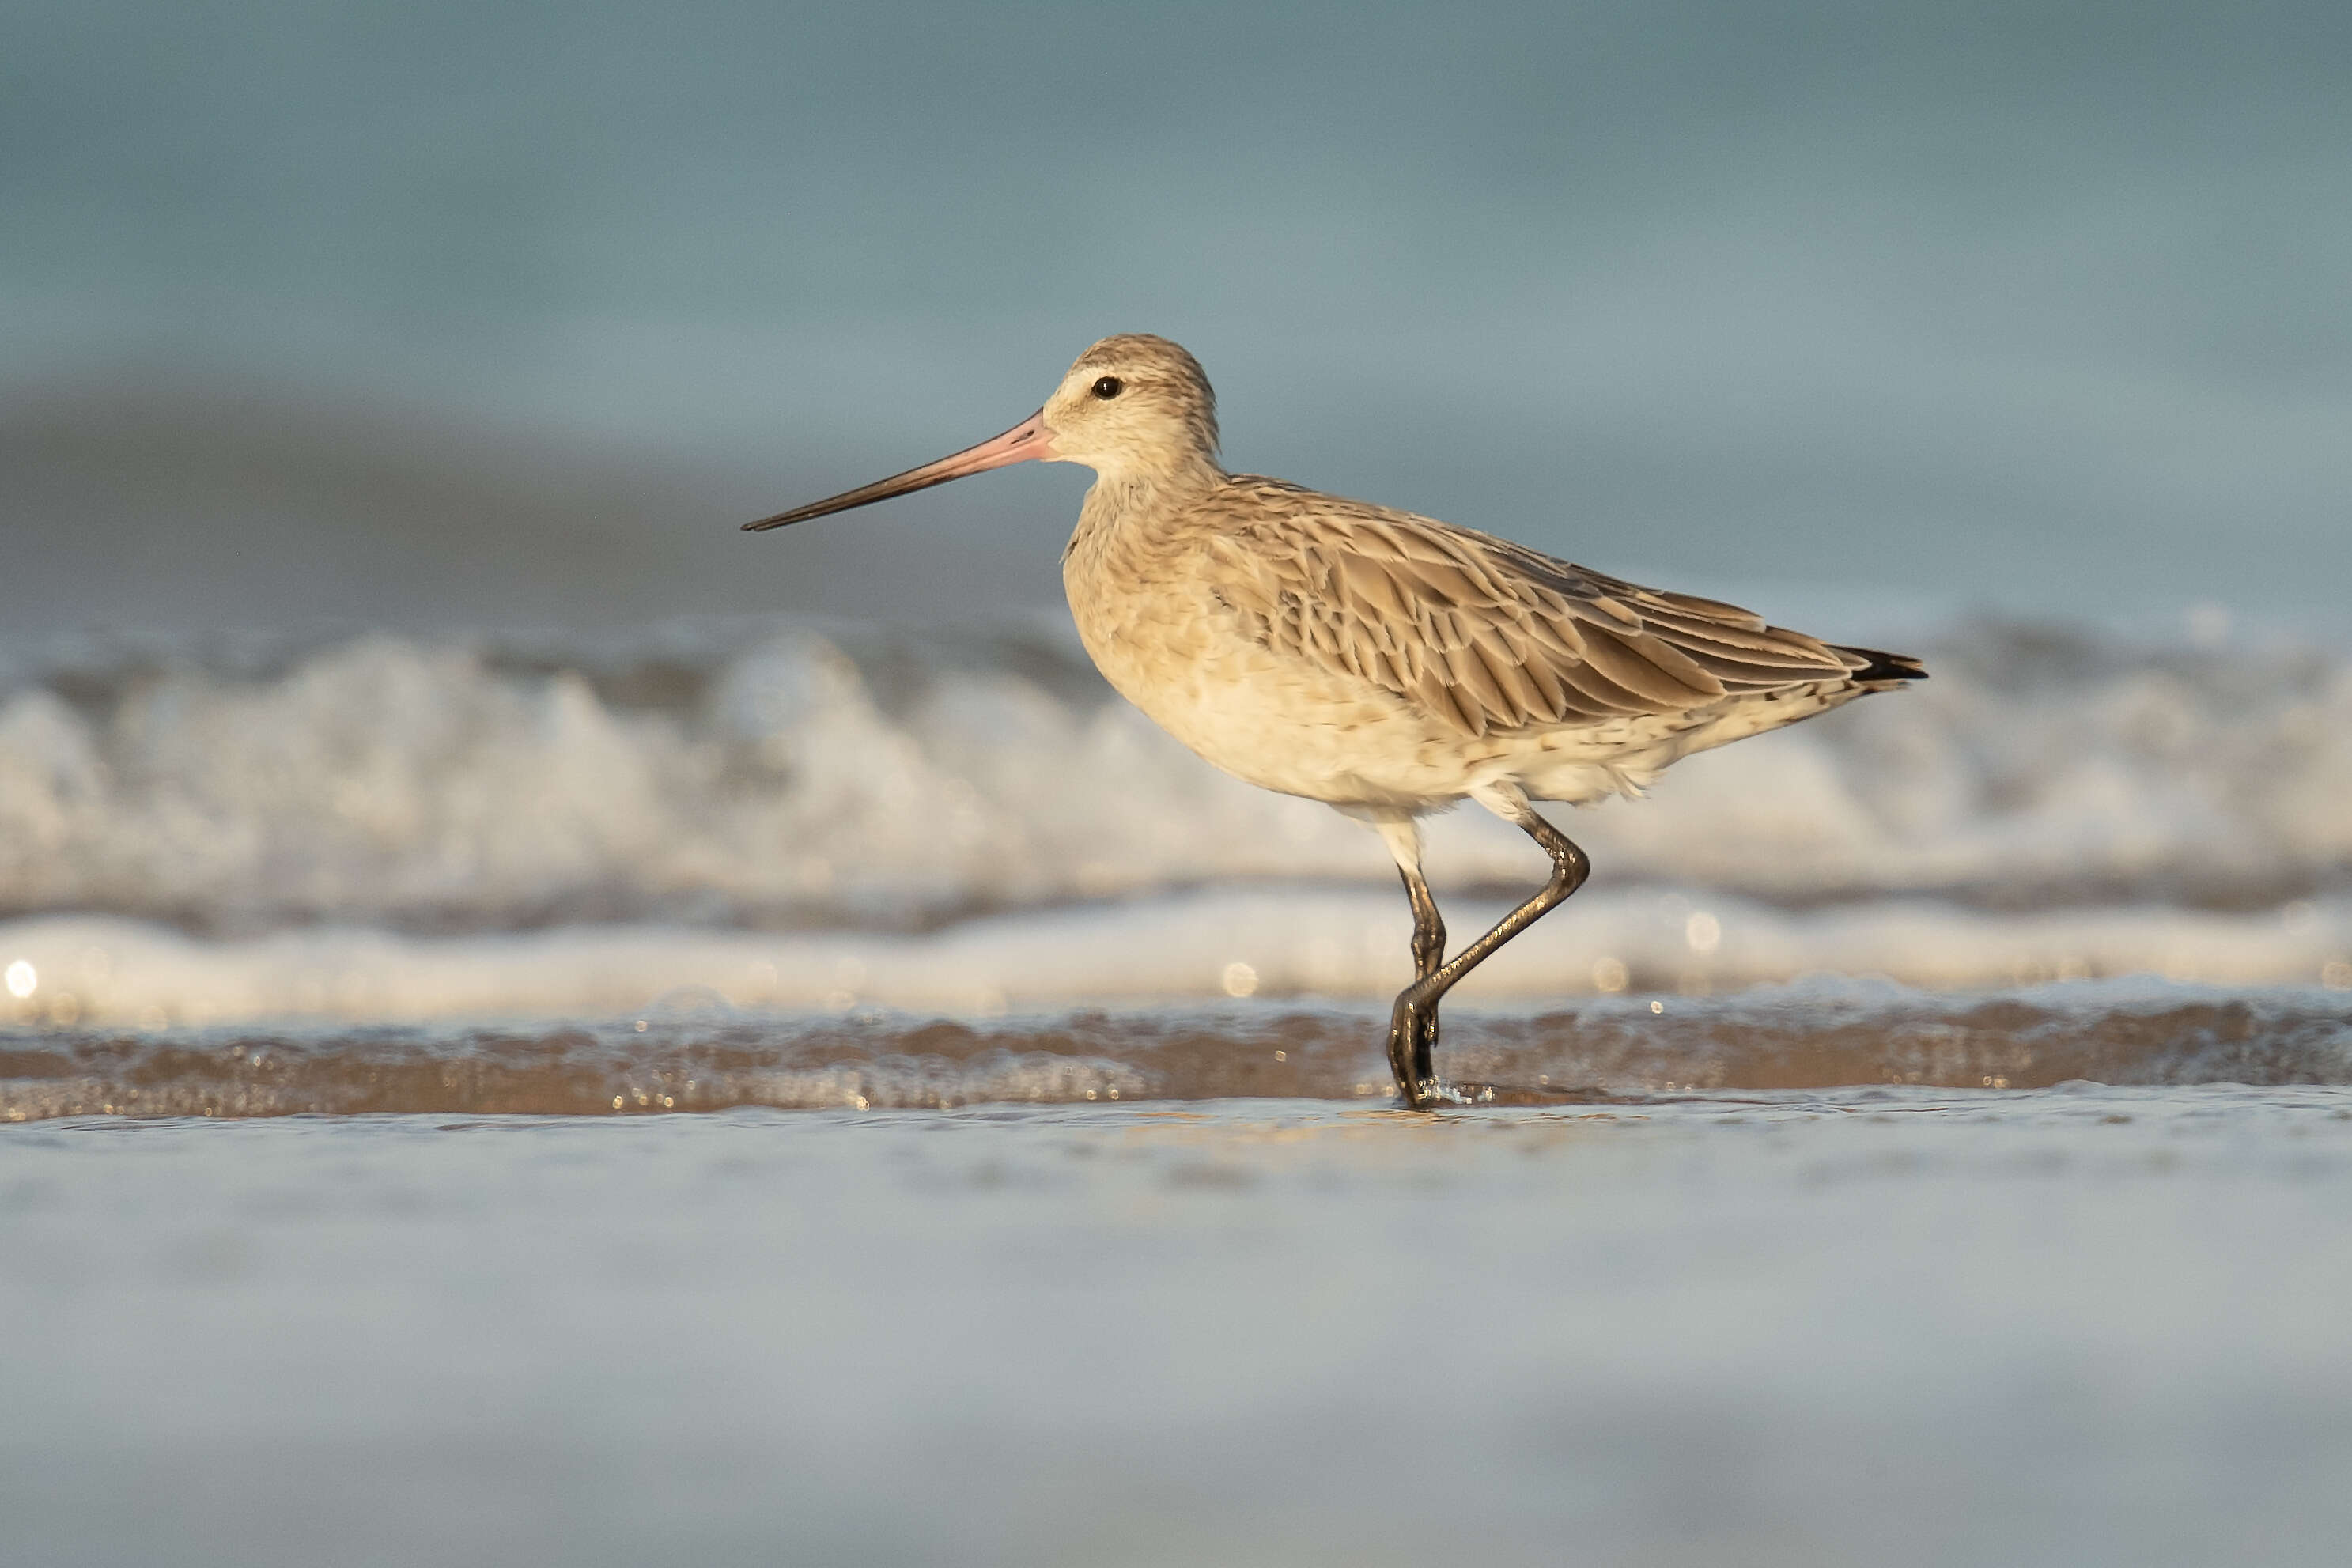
[747,336,1923,1107]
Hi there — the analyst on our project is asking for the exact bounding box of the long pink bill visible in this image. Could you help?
[743,410,1054,531]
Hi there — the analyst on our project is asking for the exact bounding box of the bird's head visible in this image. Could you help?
[743,334,1220,532]
[1037,334,1219,482]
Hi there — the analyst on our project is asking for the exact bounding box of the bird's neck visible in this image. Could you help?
[1073,455,1224,538]
[1061,457,1227,663]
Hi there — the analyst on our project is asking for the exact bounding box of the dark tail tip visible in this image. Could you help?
[1836,645,1930,684]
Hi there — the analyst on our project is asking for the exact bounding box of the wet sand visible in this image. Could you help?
[6,983,2348,1119]
[6,1087,2350,1566]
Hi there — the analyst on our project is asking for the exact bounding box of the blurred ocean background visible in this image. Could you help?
[6,5,2352,1566]
[8,1,2352,638]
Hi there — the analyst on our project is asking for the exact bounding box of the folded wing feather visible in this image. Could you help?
[1206,479,1864,739]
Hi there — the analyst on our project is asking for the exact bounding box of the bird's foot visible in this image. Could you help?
[1396,1075,1454,1110]
[1385,1000,1438,1105]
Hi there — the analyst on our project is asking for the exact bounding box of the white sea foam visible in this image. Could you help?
[2,615,2347,935]
[2,889,2346,1029]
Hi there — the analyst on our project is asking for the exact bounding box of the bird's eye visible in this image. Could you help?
[1091,376,1123,399]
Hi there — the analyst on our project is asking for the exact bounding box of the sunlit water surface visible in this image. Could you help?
[6,1087,2350,1567]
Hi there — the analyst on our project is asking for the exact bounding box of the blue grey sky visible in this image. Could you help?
[6,2,2349,636]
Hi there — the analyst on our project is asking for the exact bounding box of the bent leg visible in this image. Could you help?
[1389,784,1591,1107]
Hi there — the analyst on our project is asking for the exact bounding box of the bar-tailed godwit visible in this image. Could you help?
[747,335,1925,1107]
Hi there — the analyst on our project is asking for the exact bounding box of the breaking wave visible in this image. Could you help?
[3,613,2349,933]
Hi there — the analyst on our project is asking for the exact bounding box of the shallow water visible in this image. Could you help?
[6,1090,2350,1567]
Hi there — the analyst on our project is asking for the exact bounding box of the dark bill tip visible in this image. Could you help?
[743,410,1052,533]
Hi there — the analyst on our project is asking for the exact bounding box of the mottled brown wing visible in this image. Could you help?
[1206,479,1869,738]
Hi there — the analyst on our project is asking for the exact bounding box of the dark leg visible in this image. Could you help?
[1387,802,1591,1109]
[1387,863,1447,1092]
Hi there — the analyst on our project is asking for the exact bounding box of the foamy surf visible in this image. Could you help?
[2,890,2346,1030]
[4,613,2348,931]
